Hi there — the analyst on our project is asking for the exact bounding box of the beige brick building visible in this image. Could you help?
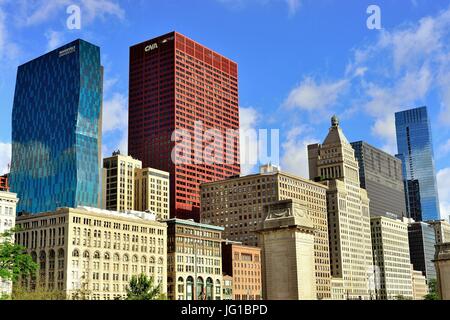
[308,116,373,300]
[259,200,316,300]
[429,220,450,244]
[0,190,18,297]
[103,152,142,212]
[200,164,331,300]
[221,241,262,300]
[135,167,170,220]
[411,266,428,300]
[370,216,413,299]
[166,219,223,300]
[15,207,167,300]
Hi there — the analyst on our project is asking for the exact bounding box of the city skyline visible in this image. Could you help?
[0,1,450,222]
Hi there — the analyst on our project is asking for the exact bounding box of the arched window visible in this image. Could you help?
[83,251,90,258]
[197,277,204,300]
[141,256,147,264]
[149,256,155,264]
[206,278,213,300]
[186,276,194,300]
[94,251,100,259]
[123,254,129,262]
[58,248,64,258]
[104,253,110,260]
[31,251,37,263]
[49,249,55,259]
[114,254,120,262]
[132,255,138,263]
[72,249,80,257]
[158,257,163,265]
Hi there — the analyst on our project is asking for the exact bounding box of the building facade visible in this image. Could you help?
[221,241,262,300]
[0,191,19,297]
[15,207,167,300]
[428,220,450,244]
[0,175,9,191]
[135,167,170,220]
[165,219,223,300]
[222,275,233,300]
[103,152,142,212]
[395,107,440,221]
[10,40,103,214]
[370,216,413,300]
[200,164,332,300]
[351,141,407,219]
[308,116,373,300]
[411,266,428,300]
[258,200,316,300]
[434,243,450,300]
[406,220,437,281]
[128,32,240,221]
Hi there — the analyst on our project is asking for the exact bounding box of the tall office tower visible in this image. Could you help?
[259,200,316,300]
[221,241,262,300]
[201,164,332,300]
[128,32,240,222]
[10,40,103,214]
[103,152,142,211]
[135,167,170,220]
[428,220,450,244]
[351,141,407,219]
[370,216,413,300]
[165,219,224,300]
[395,106,440,221]
[15,207,167,300]
[406,220,437,281]
[0,190,18,297]
[308,116,373,300]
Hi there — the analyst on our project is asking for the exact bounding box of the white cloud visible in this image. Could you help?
[286,0,301,16]
[281,126,318,178]
[0,142,11,175]
[284,77,348,111]
[45,30,64,52]
[216,0,301,15]
[239,107,260,175]
[437,168,450,222]
[102,93,127,134]
[0,6,20,61]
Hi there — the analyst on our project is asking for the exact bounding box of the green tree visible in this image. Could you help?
[0,228,38,284]
[126,273,166,300]
[11,283,66,300]
[424,279,440,300]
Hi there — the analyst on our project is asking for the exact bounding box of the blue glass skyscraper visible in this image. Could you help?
[395,106,440,221]
[10,39,103,214]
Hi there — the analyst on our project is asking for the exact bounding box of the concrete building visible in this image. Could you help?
[434,242,450,300]
[15,207,167,300]
[200,164,331,300]
[411,266,428,300]
[258,200,316,300]
[135,167,170,220]
[351,141,407,219]
[428,220,450,244]
[370,216,413,300]
[222,241,262,300]
[103,152,142,212]
[0,190,19,297]
[308,116,374,300]
[406,220,436,281]
[222,275,233,300]
[165,219,223,300]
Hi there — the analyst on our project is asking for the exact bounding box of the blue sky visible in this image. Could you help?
[0,0,449,221]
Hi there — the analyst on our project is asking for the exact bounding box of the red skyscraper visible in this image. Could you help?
[129,32,240,221]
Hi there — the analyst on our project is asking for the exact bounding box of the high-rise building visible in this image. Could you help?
[258,200,316,300]
[0,190,18,297]
[434,243,450,300]
[165,218,223,300]
[135,167,170,220]
[308,116,373,300]
[200,164,332,300]
[406,220,437,281]
[128,32,240,221]
[15,207,167,300]
[351,141,407,219]
[103,152,142,212]
[395,106,440,221]
[428,220,450,244]
[0,175,9,191]
[370,216,413,300]
[10,40,103,214]
[221,241,262,300]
